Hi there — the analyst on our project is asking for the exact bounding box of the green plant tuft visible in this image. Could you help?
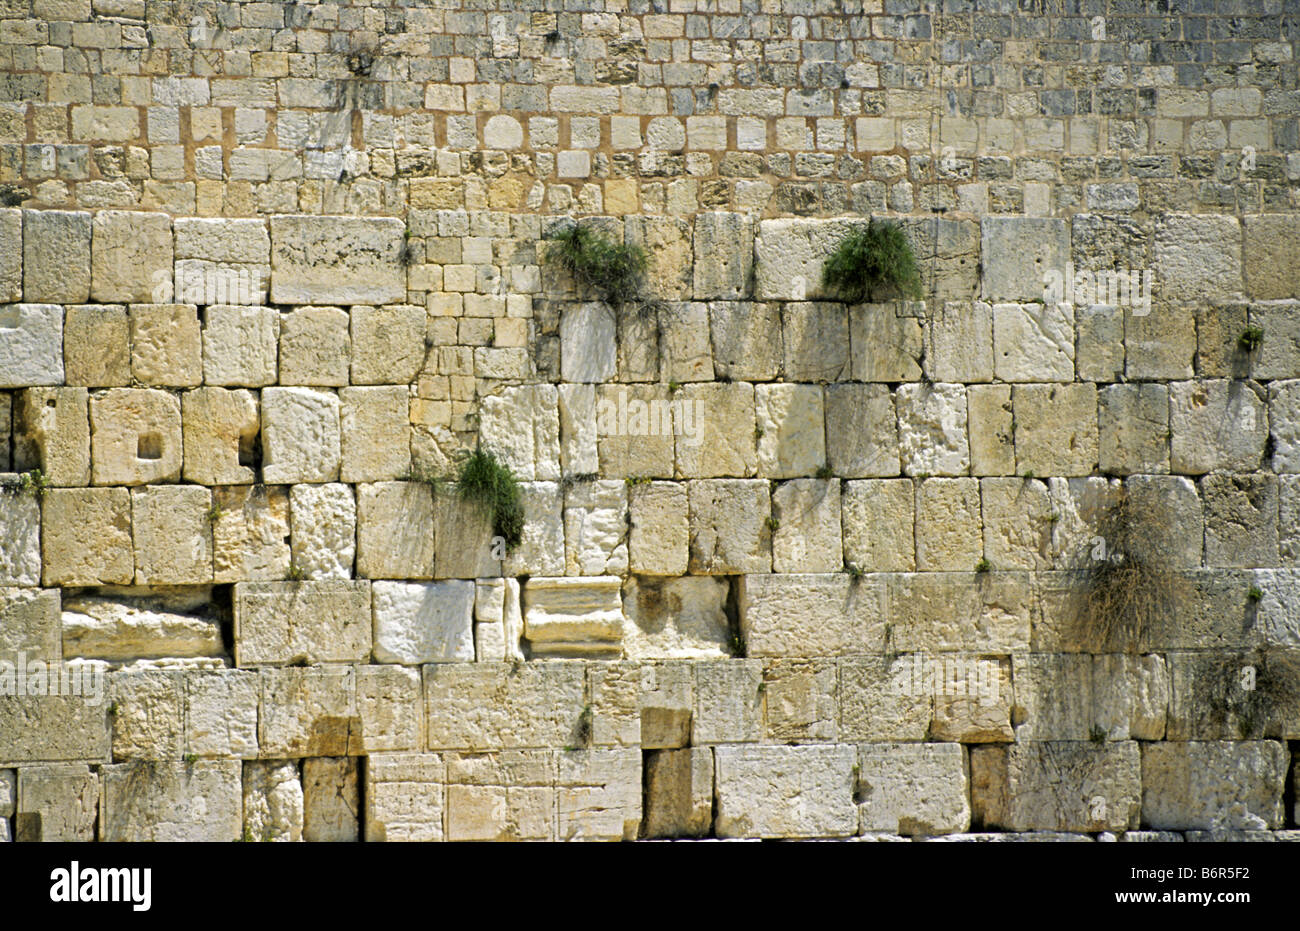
[14,468,50,499]
[1237,325,1264,353]
[1247,585,1264,604]
[285,563,307,582]
[550,224,648,305]
[974,557,991,573]
[821,219,924,303]
[815,463,835,479]
[457,448,525,550]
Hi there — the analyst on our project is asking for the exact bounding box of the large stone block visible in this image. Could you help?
[980,217,1069,302]
[782,302,850,382]
[523,576,623,658]
[503,482,564,577]
[350,304,425,385]
[174,217,271,306]
[657,302,713,383]
[971,742,1141,832]
[623,576,730,659]
[279,306,350,386]
[0,304,63,387]
[0,209,18,302]
[1169,379,1267,474]
[356,665,424,753]
[1270,380,1300,472]
[235,580,371,666]
[825,383,898,477]
[562,480,628,577]
[182,387,259,485]
[129,303,202,387]
[478,384,560,482]
[101,760,242,841]
[14,764,97,841]
[289,483,355,580]
[424,663,586,750]
[1141,741,1286,830]
[340,386,410,483]
[849,302,923,382]
[675,382,756,478]
[1013,383,1098,476]
[91,211,172,303]
[556,748,642,841]
[433,491,499,580]
[1244,215,1300,300]
[643,748,713,838]
[842,479,914,571]
[23,210,89,303]
[13,387,90,486]
[967,384,1014,476]
[0,693,109,764]
[212,484,291,582]
[771,479,842,573]
[202,305,278,386]
[356,481,436,579]
[1248,301,1300,380]
[63,594,222,662]
[0,587,59,663]
[89,388,182,485]
[243,760,303,842]
[915,477,981,571]
[709,301,782,380]
[1013,654,1168,742]
[688,478,771,574]
[1201,472,1278,568]
[261,387,341,484]
[131,485,212,584]
[993,302,1074,382]
[186,669,260,759]
[41,488,132,586]
[365,753,445,842]
[259,666,359,758]
[693,212,753,300]
[925,300,993,382]
[372,579,473,664]
[857,743,969,836]
[739,573,886,657]
[560,302,616,383]
[754,217,859,301]
[1154,213,1243,305]
[303,757,359,842]
[627,216,692,302]
[887,572,1032,652]
[628,481,687,576]
[63,305,129,387]
[593,384,675,479]
[270,215,406,305]
[756,384,824,479]
[1099,383,1169,474]
[109,668,185,759]
[896,383,969,476]
[0,489,40,587]
[715,744,858,839]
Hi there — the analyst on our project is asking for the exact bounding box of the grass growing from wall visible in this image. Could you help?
[821,219,924,303]
[457,448,525,550]
[549,223,648,305]
[1198,650,1300,738]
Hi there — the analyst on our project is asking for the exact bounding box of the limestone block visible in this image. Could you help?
[350,304,425,385]
[643,748,713,838]
[131,485,212,584]
[842,479,914,571]
[1141,741,1286,830]
[1281,477,1300,566]
[629,481,687,576]
[594,384,675,479]
[479,384,560,482]
[560,302,616,383]
[13,387,90,485]
[688,478,771,574]
[372,580,474,664]
[1125,305,1196,381]
[63,305,129,387]
[129,304,202,387]
[0,587,59,663]
[235,581,371,666]
[993,302,1074,381]
[259,666,359,758]
[825,384,898,478]
[1201,472,1277,568]
[424,663,586,750]
[90,388,182,485]
[675,382,756,478]
[183,669,259,758]
[626,215,692,302]
[715,744,857,839]
[433,492,499,580]
[0,768,11,818]
[762,658,837,743]
[474,579,507,662]
[14,764,97,841]
[91,211,172,303]
[182,387,259,485]
[270,215,405,305]
[693,212,753,300]
[850,303,923,381]
[1075,304,1125,382]
[709,301,782,380]
[563,480,628,577]
[929,654,1015,744]
[557,748,642,841]
[174,217,271,306]
[896,382,969,476]
[967,383,1014,476]
[616,305,658,381]
[753,217,860,301]
[62,595,222,661]
[303,757,359,842]
[557,383,598,476]
[356,665,424,753]
[503,482,564,577]
[887,572,1032,652]
[1249,301,1300,380]
[109,669,184,759]
[0,692,109,763]
[1013,654,1168,742]
[339,385,410,483]
[201,305,278,386]
[0,304,63,387]
[857,743,969,836]
[1154,213,1243,305]
[243,760,303,842]
[101,760,242,841]
[212,484,291,582]
[1099,383,1169,474]
[0,489,40,586]
[782,302,850,382]
[623,576,729,659]
[981,217,1069,302]
[1194,303,1247,378]
[23,210,89,303]
[658,302,713,383]
[694,660,763,744]
[925,300,993,382]
[523,576,623,657]
[740,573,886,657]
[771,479,841,573]
[279,306,350,386]
[979,477,1051,570]
[756,384,824,479]
[1271,380,1300,472]
[289,483,355,580]
[262,387,341,483]
[1169,379,1267,475]
[1013,383,1098,477]
[0,209,18,302]
[365,753,445,842]
[451,781,552,842]
[971,742,1141,832]
[1244,215,1300,300]
[915,477,982,571]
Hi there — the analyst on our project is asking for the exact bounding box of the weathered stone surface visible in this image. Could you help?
[709,302,782,381]
[896,383,969,476]
[754,217,860,301]
[63,305,130,387]
[365,752,445,842]
[259,666,359,758]
[688,478,771,574]
[627,216,692,302]
[212,484,291,582]
[560,302,616,383]
[629,481,687,576]
[355,664,424,753]
[0,489,40,586]
[888,572,1032,652]
[623,576,729,659]
[432,492,498,580]
[270,215,406,305]
[0,691,109,764]
[279,306,350,386]
[101,760,242,841]
[351,305,425,385]
[915,477,982,571]
[1244,215,1300,300]
[1170,380,1268,474]
[479,385,560,482]
[978,477,1051,570]
[340,386,410,483]
[289,483,355,580]
[63,595,222,661]
[1126,305,1196,381]
[762,658,837,743]
[1076,304,1125,382]
[0,209,19,302]
[503,482,564,577]
[563,480,628,576]
[1100,383,1169,474]
[842,479,914,571]
[971,742,1141,832]
[1013,383,1099,476]
[424,663,586,750]
[13,387,90,486]
[967,384,1014,475]
[1248,302,1300,381]
[771,479,841,572]
[173,217,270,306]
[356,481,436,579]
[109,668,185,759]
[756,384,824,479]
[372,580,474,664]
[981,217,1069,303]
[1141,741,1286,830]
[91,211,172,303]
[1013,654,1169,741]
[1154,213,1243,305]
[658,302,713,383]
[557,384,598,476]
[993,302,1074,382]
[593,384,675,479]
[90,388,183,485]
[782,302,850,381]
[14,764,98,841]
[185,669,259,758]
[740,573,886,657]
[23,211,89,303]
[715,744,857,838]
[694,212,752,300]
[675,382,755,478]
[556,748,642,841]
[303,757,359,842]
[202,305,278,386]
[129,303,202,387]
[1271,380,1300,472]
[926,300,993,382]
[1201,473,1277,568]
[235,581,371,666]
[857,743,969,836]
[0,587,58,665]
[262,387,341,483]
[523,576,623,657]
[850,302,923,381]
[643,748,713,838]
[824,384,898,477]
[131,485,212,584]
[182,387,259,485]
[243,760,303,842]
[0,304,63,388]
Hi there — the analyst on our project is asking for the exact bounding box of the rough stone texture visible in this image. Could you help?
[896,383,969,476]
[523,576,623,657]
[182,387,259,485]
[90,388,183,485]
[424,663,586,751]
[824,384,898,477]
[1170,380,1268,475]
[131,485,212,585]
[289,483,356,580]
[235,581,371,666]
[772,479,841,573]
[365,753,445,842]
[628,481,687,576]
[740,573,886,657]
[560,302,617,383]
[981,217,1069,303]
[754,218,859,301]
[643,748,713,838]
[0,210,19,302]
[623,576,729,659]
[782,302,850,381]
[1142,741,1286,830]
[688,479,771,574]
[715,744,858,839]
[15,765,98,841]
[243,760,304,842]
[1013,383,1098,477]
[1154,214,1243,305]
[709,302,782,381]
[926,301,993,383]
[693,212,752,300]
[676,383,756,478]
[129,303,202,387]
[0,587,60,663]
[1244,215,1300,300]
[1201,473,1278,568]
[101,760,242,841]
[212,484,292,582]
[915,478,982,571]
[262,387,341,484]
[857,743,970,836]
[373,580,474,664]
[14,387,91,486]
[1099,384,1169,474]
[842,479,914,572]
[993,302,1074,382]
[0,489,41,587]
[270,216,406,305]
[340,386,410,483]
[0,304,64,388]
[303,756,359,842]
[756,384,824,479]
[563,480,628,577]
[351,305,426,386]
[91,211,173,303]
[63,595,222,661]
[202,305,279,387]
[23,211,89,304]
[971,742,1141,832]
[280,306,351,386]
[63,304,130,387]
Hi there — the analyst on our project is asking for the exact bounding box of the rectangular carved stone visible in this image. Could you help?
[523,576,623,657]
[234,581,372,666]
[101,760,242,841]
[270,215,406,305]
[715,744,858,838]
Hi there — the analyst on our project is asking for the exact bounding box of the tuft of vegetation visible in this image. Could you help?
[727,629,747,658]
[1088,724,1107,744]
[821,219,924,303]
[974,557,991,573]
[1247,585,1264,604]
[457,448,525,550]
[846,562,865,580]
[765,516,780,532]
[1196,650,1300,739]
[1237,325,1264,353]
[549,223,648,305]
[10,468,51,499]
[815,463,835,479]
[568,704,593,750]
[285,563,307,582]
[207,502,223,525]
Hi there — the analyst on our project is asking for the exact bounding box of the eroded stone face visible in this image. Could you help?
[270,216,406,305]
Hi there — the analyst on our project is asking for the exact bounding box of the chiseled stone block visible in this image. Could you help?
[128,303,202,387]
[14,764,98,841]
[91,210,172,303]
[0,587,59,663]
[340,385,410,483]
[715,744,858,838]
[0,304,63,388]
[131,484,212,585]
[365,752,445,842]
[63,304,130,387]
[279,306,350,386]
[1013,383,1098,477]
[896,382,969,476]
[771,479,841,573]
[41,487,133,586]
[557,748,642,841]
[243,760,303,842]
[688,478,771,574]
[0,209,19,302]
[842,479,914,572]
[857,743,970,836]
[303,757,359,842]
[980,216,1069,303]
[562,480,627,577]
[13,387,90,486]
[234,580,371,666]
[1141,741,1286,830]
[992,302,1074,382]
[756,384,824,479]
[23,210,89,304]
[261,387,341,484]
[90,388,182,485]
[523,576,623,657]
[0,692,109,763]
[629,481,688,576]
[270,215,406,305]
[258,666,359,758]
[182,387,259,485]
[1169,379,1268,475]
[202,305,278,386]
[424,662,586,750]
[350,304,426,386]
[0,488,41,587]
[971,741,1141,832]
[356,481,436,579]
[622,575,730,660]
[101,760,242,841]
[211,484,291,582]
[372,579,474,664]
[643,748,713,838]
[739,573,887,657]
[289,483,356,581]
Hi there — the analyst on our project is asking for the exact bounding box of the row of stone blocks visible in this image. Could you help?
[2,210,1297,311]
[2,740,1296,841]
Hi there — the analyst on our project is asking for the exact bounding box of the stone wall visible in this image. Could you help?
[0,0,1298,841]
